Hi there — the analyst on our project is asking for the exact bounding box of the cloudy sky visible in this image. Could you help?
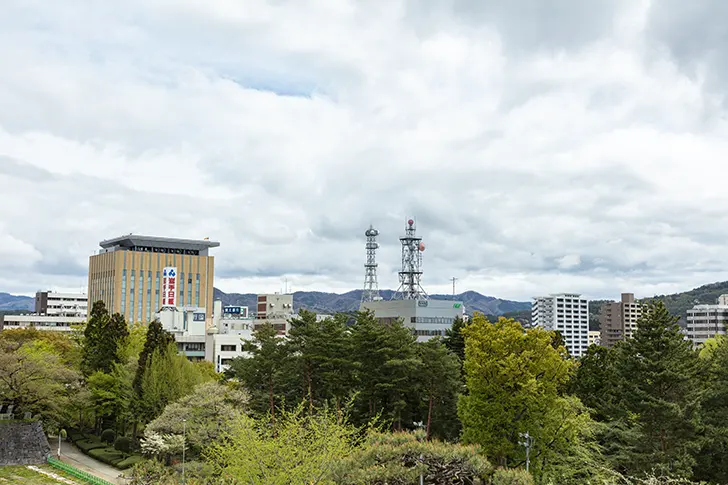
[1,0,727,302]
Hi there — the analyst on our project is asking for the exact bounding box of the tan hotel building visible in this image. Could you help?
[88,235,219,325]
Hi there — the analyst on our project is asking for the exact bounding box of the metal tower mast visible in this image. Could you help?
[392,218,428,300]
[361,225,381,303]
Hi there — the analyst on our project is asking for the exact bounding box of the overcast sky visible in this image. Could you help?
[1,0,727,302]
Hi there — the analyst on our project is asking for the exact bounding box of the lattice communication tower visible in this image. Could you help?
[361,225,381,303]
[392,218,428,300]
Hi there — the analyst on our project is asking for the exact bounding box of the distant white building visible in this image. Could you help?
[588,330,601,347]
[686,294,728,346]
[0,314,85,332]
[360,299,465,342]
[35,291,88,318]
[206,301,255,372]
[255,293,295,335]
[532,293,590,358]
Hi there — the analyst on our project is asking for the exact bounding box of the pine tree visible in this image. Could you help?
[443,316,468,364]
[416,338,461,440]
[226,322,289,421]
[613,300,703,478]
[81,301,129,376]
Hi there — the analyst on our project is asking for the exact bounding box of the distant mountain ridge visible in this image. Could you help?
[0,293,33,311]
[213,288,531,316]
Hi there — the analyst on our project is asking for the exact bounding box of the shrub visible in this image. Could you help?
[68,431,85,443]
[100,428,116,445]
[129,459,176,485]
[334,430,492,484]
[117,455,144,470]
[492,468,534,485]
[115,436,132,454]
[75,440,107,452]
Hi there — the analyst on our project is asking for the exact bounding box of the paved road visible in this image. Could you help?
[57,441,128,484]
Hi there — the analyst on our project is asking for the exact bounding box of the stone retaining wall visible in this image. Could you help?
[0,421,51,465]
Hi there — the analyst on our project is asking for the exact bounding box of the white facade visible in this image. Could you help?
[360,299,465,342]
[532,293,590,358]
[0,314,85,332]
[255,293,295,334]
[35,291,88,318]
[206,300,255,372]
[588,330,601,347]
[686,295,728,345]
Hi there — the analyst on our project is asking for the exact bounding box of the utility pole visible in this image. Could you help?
[519,431,534,472]
[451,277,458,299]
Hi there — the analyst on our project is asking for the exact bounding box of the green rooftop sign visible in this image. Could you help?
[453,303,462,308]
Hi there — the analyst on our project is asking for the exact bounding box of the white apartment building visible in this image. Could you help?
[0,314,86,332]
[35,291,88,318]
[532,293,590,358]
[686,294,728,346]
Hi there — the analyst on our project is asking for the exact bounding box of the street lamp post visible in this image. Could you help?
[518,432,534,472]
[182,419,187,484]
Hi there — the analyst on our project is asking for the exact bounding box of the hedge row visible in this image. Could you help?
[88,446,143,470]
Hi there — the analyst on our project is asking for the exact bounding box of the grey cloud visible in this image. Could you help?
[0,157,56,182]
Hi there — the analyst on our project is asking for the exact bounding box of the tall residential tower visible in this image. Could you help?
[532,293,590,358]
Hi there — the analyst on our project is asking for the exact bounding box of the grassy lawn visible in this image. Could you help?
[0,465,78,484]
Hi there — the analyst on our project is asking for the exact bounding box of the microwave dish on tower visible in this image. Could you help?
[392,218,428,301]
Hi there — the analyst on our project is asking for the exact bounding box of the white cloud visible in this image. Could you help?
[1,0,728,301]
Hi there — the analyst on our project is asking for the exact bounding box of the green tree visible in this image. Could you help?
[570,345,620,421]
[0,338,80,425]
[349,311,420,429]
[138,343,213,423]
[612,301,703,478]
[133,320,174,399]
[416,338,461,441]
[226,322,289,421]
[204,405,361,485]
[443,316,468,364]
[81,302,129,376]
[458,315,574,466]
[144,381,248,458]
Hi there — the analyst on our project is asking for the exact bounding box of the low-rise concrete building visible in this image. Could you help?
[35,291,87,318]
[0,314,85,332]
[360,299,464,342]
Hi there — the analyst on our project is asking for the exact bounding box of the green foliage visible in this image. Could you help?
[114,436,132,454]
[143,381,248,458]
[0,335,81,425]
[100,428,116,444]
[137,343,214,423]
[334,430,491,485]
[443,316,468,364]
[417,338,462,440]
[694,333,728,483]
[458,315,574,466]
[129,459,176,485]
[225,322,289,419]
[133,319,174,400]
[611,301,703,478]
[204,405,362,484]
[570,345,620,421]
[492,468,534,485]
[81,301,129,376]
[75,439,108,452]
[348,310,421,429]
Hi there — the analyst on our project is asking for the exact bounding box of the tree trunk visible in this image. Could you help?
[426,393,434,441]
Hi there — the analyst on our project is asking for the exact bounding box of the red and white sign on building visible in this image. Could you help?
[162,267,177,308]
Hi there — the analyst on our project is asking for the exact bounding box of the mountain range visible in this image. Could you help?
[213,288,531,317]
[4,281,728,324]
[0,292,34,311]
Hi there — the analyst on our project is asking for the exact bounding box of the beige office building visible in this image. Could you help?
[600,293,642,348]
[88,235,219,325]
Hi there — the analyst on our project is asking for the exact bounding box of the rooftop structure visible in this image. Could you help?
[99,234,219,256]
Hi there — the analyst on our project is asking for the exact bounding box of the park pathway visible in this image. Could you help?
[58,441,128,485]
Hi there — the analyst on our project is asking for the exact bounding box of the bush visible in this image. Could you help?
[117,455,144,470]
[115,436,132,454]
[129,459,176,485]
[100,428,116,445]
[75,440,107,452]
[68,431,85,443]
[492,468,534,485]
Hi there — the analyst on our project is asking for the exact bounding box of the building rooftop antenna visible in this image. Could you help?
[361,225,381,303]
[392,218,428,301]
